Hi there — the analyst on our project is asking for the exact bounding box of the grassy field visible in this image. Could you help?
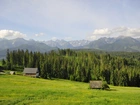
[0,74,140,105]
[0,61,2,66]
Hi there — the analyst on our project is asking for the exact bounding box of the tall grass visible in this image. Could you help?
[0,75,140,105]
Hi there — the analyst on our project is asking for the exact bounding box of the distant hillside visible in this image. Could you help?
[43,39,90,48]
[0,38,57,59]
[43,40,73,49]
[100,37,140,52]
[84,36,140,52]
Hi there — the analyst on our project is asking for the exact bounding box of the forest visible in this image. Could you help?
[1,49,140,87]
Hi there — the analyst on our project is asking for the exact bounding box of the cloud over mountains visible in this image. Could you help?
[1,27,140,41]
[88,27,140,40]
[35,33,45,37]
[0,30,26,39]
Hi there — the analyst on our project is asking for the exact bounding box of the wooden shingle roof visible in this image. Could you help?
[23,68,38,73]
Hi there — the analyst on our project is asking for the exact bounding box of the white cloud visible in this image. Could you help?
[86,35,97,41]
[111,27,140,37]
[93,28,111,35]
[51,37,58,41]
[0,30,26,39]
[112,27,128,33]
[35,33,44,37]
[1,1,140,41]
[0,0,112,39]
[88,27,140,40]
[64,37,72,41]
[125,28,140,37]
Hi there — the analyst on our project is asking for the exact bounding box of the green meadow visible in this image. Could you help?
[0,74,140,105]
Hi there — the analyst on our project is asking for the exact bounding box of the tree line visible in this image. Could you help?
[2,49,140,87]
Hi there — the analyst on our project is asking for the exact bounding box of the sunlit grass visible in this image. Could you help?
[0,61,2,66]
[0,74,140,105]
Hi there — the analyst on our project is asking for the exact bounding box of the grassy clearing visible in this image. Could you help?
[0,61,2,66]
[0,75,140,105]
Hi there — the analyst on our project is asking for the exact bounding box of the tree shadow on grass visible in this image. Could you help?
[105,88,117,91]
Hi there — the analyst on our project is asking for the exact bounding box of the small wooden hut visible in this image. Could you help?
[23,68,39,77]
[89,81,102,89]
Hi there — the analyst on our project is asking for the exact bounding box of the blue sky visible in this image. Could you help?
[0,0,140,41]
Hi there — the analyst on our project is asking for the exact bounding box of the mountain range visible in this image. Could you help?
[0,38,57,59]
[43,39,90,48]
[83,36,140,52]
[0,36,140,59]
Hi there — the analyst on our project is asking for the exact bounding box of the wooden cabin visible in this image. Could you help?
[23,68,39,77]
[89,81,102,89]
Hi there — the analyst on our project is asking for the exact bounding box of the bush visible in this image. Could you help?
[70,75,75,81]
[102,82,110,90]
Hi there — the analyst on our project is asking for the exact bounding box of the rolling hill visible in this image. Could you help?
[0,74,140,105]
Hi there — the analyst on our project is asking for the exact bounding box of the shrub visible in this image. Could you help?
[102,82,110,90]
